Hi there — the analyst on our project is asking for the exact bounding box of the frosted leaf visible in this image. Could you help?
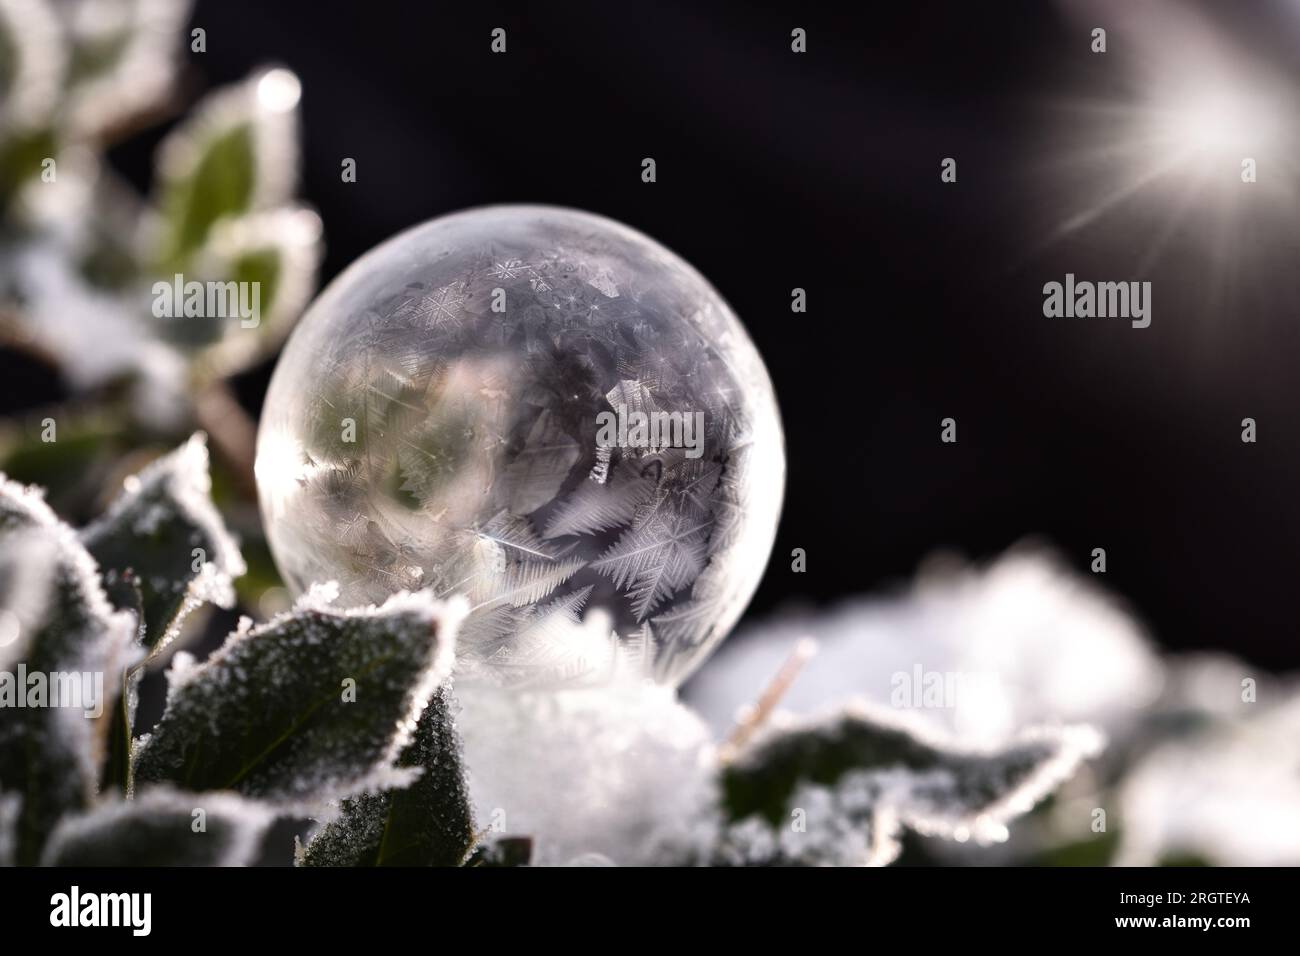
[0,473,137,864]
[40,785,273,867]
[686,548,1161,746]
[4,242,165,391]
[162,649,200,706]
[150,66,300,266]
[81,433,246,656]
[705,780,902,867]
[80,437,250,796]
[0,527,58,672]
[299,688,474,866]
[188,206,324,375]
[456,679,715,866]
[132,589,466,810]
[692,702,1102,866]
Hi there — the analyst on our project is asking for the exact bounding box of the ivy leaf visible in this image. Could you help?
[152,66,300,269]
[40,786,273,866]
[81,433,246,655]
[710,702,1102,866]
[132,586,465,809]
[0,475,137,865]
[299,688,475,866]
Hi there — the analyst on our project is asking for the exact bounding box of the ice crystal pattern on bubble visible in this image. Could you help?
[256,206,784,688]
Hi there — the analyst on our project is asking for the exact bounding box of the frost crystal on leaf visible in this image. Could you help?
[81,433,246,654]
[132,588,466,810]
[669,701,1102,867]
[299,687,475,867]
[78,434,248,794]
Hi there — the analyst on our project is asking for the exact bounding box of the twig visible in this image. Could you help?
[719,636,817,763]
[193,379,259,500]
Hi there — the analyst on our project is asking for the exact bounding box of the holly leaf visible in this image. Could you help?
[0,474,137,865]
[132,586,465,809]
[40,786,273,866]
[709,702,1103,866]
[299,687,475,866]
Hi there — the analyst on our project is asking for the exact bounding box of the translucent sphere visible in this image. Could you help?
[255,205,784,688]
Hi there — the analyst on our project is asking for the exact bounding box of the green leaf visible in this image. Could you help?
[724,705,1098,823]
[0,126,56,209]
[41,786,273,866]
[176,206,322,370]
[159,122,254,265]
[299,688,475,866]
[132,587,465,808]
[81,433,246,655]
[0,475,137,864]
[152,68,300,269]
[709,703,1102,866]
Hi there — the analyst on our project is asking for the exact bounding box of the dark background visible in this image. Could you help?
[17,1,1300,668]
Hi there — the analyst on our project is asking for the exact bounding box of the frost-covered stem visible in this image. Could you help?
[194,379,257,498]
[719,636,817,762]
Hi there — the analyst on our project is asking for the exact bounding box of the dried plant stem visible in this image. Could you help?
[194,379,258,499]
[720,636,817,763]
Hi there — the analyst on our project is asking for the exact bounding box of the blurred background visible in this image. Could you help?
[1,0,1297,865]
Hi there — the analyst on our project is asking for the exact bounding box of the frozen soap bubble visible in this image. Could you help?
[255,205,784,688]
